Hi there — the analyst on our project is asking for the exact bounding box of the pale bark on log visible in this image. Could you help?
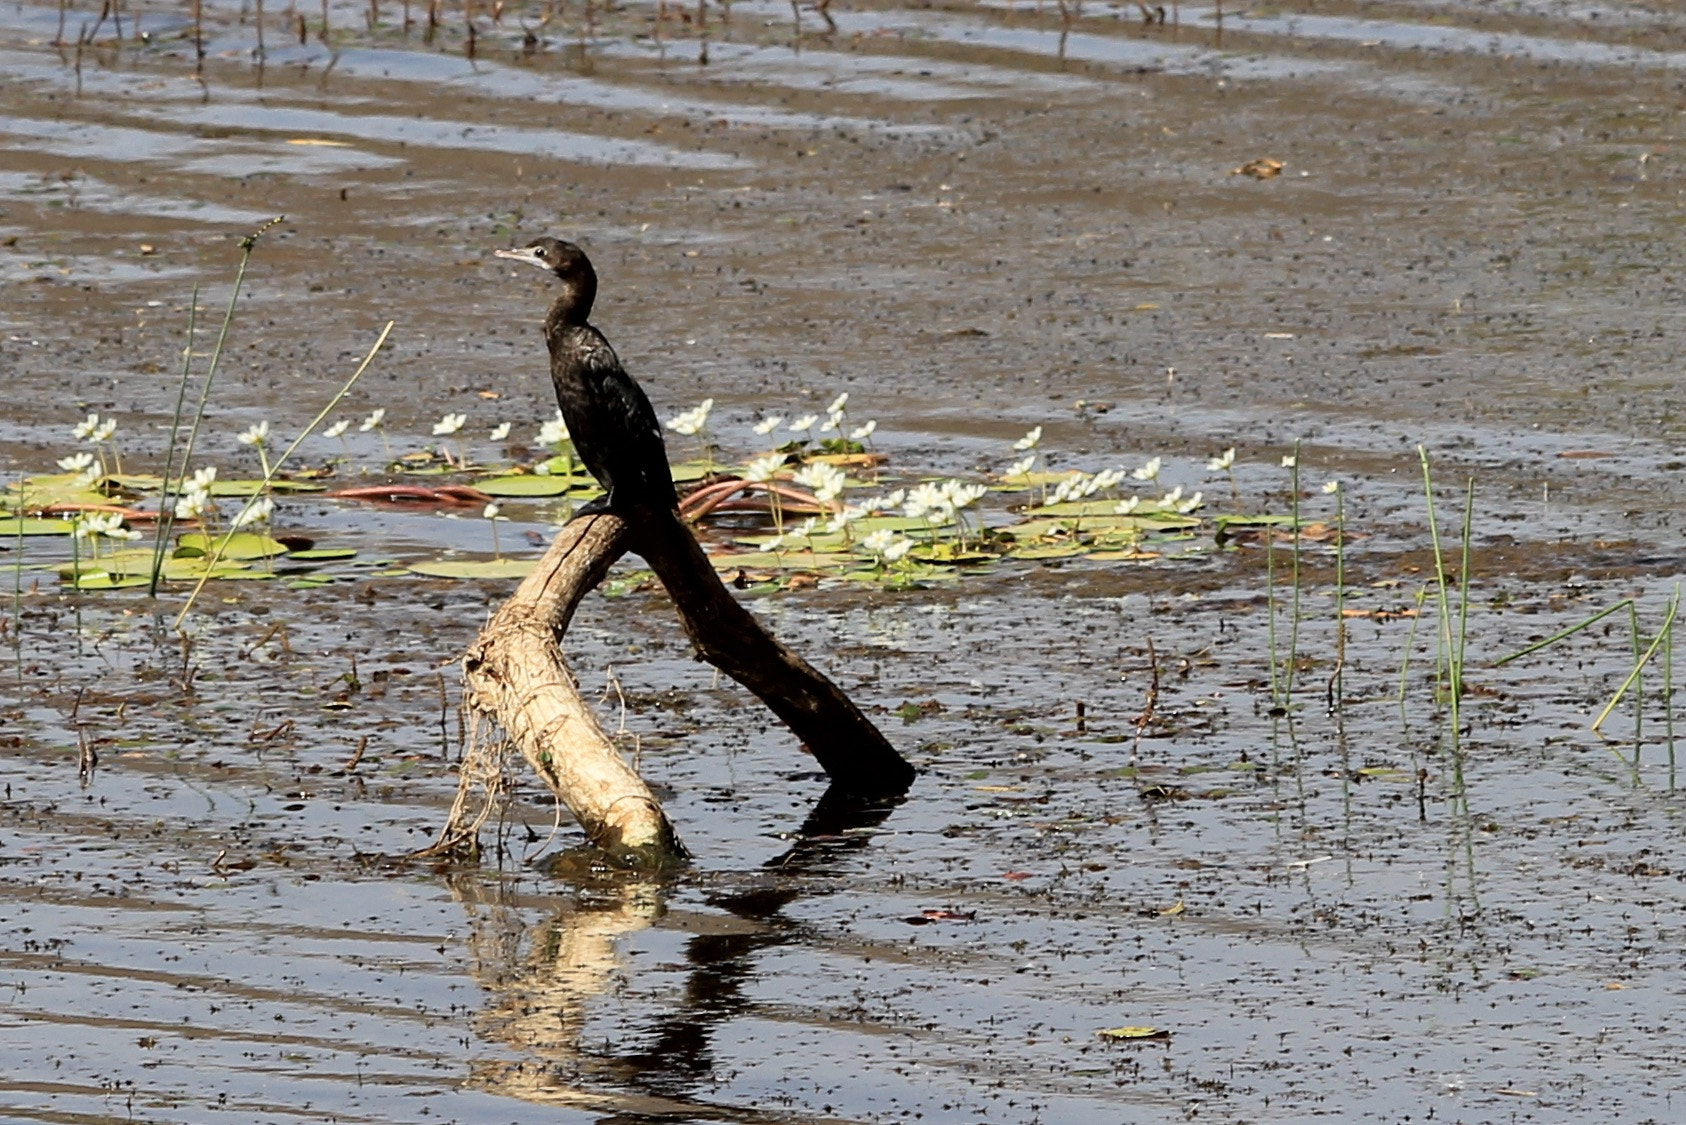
[460,513,685,867]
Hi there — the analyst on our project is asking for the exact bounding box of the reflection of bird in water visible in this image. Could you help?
[495,237,678,515]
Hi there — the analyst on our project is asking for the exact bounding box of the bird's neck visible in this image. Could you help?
[544,275,595,335]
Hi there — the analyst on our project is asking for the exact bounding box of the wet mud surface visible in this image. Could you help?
[6,0,1686,1121]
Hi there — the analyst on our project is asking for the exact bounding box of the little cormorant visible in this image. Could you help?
[495,237,678,514]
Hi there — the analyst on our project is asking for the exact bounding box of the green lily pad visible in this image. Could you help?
[709,548,859,571]
[995,471,1078,490]
[285,548,359,561]
[207,479,325,496]
[1007,542,1087,560]
[70,570,152,590]
[669,459,715,484]
[476,475,575,497]
[5,472,112,508]
[1212,513,1297,530]
[0,517,78,537]
[104,473,165,491]
[177,531,290,560]
[408,558,536,580]
[910,543,999,565]
[61,549,255,582]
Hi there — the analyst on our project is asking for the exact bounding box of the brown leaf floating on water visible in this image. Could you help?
[1233,158,1284,179]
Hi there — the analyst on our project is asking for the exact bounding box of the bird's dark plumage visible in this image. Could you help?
[495,236,678,514]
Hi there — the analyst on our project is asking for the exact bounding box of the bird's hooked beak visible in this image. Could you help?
[494,246,547,270]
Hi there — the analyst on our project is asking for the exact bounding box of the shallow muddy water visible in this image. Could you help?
[6,0,1686,1121]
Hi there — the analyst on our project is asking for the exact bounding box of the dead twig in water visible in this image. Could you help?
[1130,637,1159,764]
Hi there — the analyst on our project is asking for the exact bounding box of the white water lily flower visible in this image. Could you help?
[1116,495,1141,515]
[1012,426,1042,452]
[825,505,866,534]
[788,413,820,433]
[862,528,895,554]
[1207,447,1236,472]
[762,530,786,552]
[432,413,467,437]
[73,413,101,440]
[359,408,387,433]
[794,461,848,503]
[752,415,784,436]
[1174,490,1204,514]
[1281,454,1297,469]
[743,453,786,483]
[108,524,142,541]
[90,418,117,444]
[57,452,95,473]
[323,419,351,439]
[229,496,274,529]
[789,517,818,542]
[174,488,211,520]
[903,481,951,521]
[875,489,906,513]
[1050,473,1089,505]
[827,392,849,415]
[820,410,843,433]
[849,420,877,442]
[1132,456,1162,483]
[75,466,101,488]
[537,412,571,446]
[882,536,914,562]
[190,466,218,491]
[666,398,714,436]
[1005,455,1035,478]
[1322,480,1340,494]
[942,480,988,509]
[77,513,122,539]
[483,502,502,520]
[489,422,512,442]
[1091,468,1126,492]
[1159,485,1185,508]
[236,420,271,447]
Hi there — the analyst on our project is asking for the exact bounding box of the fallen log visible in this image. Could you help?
[435,506,915,868]
[447,513,684,868]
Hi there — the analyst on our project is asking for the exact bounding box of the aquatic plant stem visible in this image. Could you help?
[1328,481,1346,712]
[1493,598,1635,666]
[1418,447,1461,738]
[1629,600,1643,746]
[1668,585,1679,788]
[154,218,284,596]
[1265,514,1280,707]
[1286,441,1302,700]
[1592,595,1678,734]
[11,476,24,677]
[147,283,201,597]
[174,320,394,627]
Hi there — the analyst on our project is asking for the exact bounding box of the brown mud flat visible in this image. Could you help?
[4,1,1686,1121]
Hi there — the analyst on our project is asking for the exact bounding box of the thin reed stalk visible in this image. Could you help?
[148,284,201,596]
[1397,584,1429,722]
[1591,595,1679,735]
[1327,480,1345,713]
[1285,442,1302,700]
[175,322,395,625]
[1265,508,1280,707]
[1418,446,1463,740]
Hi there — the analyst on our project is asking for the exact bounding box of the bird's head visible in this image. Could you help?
[495,236,589,278]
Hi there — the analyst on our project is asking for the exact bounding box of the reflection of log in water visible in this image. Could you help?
[459,790,901,1113]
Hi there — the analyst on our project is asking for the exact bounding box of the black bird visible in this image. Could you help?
[495,237,678,514]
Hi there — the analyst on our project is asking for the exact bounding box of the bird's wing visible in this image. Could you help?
[579,336,666,447]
